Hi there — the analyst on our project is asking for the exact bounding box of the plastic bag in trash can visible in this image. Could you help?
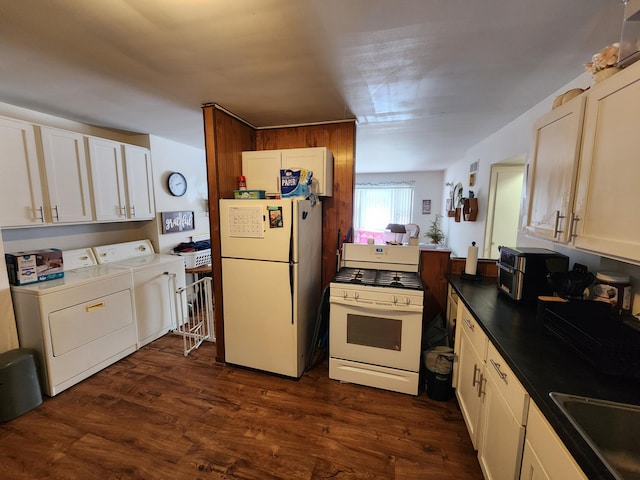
[423,346,454,375]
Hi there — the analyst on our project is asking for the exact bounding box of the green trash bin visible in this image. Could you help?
[0,348,43,422]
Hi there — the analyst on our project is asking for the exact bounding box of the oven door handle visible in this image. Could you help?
[330,296,423,313]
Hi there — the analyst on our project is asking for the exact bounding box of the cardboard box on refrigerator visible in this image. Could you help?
[5,248,64,285]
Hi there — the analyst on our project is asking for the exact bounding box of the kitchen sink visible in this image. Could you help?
[550,392,640,480]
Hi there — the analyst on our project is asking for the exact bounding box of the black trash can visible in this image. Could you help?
[0,348,43,422]
[423,346,454,401]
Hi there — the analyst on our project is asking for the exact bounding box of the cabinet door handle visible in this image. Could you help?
[36,206,45,222]
[53,205,60,221]
[553,210,565,238]
[463,317,475,331]
[472,364,481,387]
[478,374,486,398]
[490,358,508,384]
[130,205,136,217]
[569,212,580,240]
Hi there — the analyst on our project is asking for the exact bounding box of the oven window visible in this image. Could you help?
[346,314,402,351]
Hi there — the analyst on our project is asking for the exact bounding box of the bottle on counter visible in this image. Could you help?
[238,175,247,190]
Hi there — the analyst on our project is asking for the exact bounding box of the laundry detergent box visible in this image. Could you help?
[5,248,64,285]
[280,168,312,198]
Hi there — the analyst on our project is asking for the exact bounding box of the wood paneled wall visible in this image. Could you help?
[203,106,256,363]
[203,105,356,363]
[256,122,356,287]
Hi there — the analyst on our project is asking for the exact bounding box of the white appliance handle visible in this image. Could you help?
[330,296,423,313]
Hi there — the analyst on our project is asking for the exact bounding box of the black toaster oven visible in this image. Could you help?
[497,247,569,302]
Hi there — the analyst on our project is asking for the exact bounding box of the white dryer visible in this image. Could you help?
[11,248,138,396]
[93,240,186,348]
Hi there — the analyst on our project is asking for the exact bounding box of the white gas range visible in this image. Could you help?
[329,243,424,395]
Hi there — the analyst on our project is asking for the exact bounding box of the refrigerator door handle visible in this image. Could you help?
[289,261,295,324]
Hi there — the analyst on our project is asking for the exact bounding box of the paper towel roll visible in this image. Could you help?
[465,242,478,276]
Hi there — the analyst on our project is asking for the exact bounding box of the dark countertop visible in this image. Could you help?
[448,275,640,480]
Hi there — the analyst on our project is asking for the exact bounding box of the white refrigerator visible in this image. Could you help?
[219,198,322,377]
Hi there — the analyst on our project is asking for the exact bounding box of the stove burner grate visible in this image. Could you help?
[332,268,423,290]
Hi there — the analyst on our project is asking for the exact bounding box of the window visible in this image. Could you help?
[353,184,414,243]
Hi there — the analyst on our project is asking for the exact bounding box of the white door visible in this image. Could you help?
[123,144,155,220]
[477,374,526,479]
[241,150,282,194]
[38,126,93,223]
[281,147,332,196]
[222,257,299,377]
[329,299,423,371]
[0,117,44,226]
[484,163,524,258]
[456,326,485,449]
[88,137,126,221]
[524,97,585,243]
[132,263,183,348]
[573,67,640,262]
[219,199,293,261]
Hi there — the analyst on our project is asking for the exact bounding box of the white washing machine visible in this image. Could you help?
[11,248,138,396]
[93,240,186,348]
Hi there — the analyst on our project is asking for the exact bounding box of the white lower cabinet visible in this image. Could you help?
[455,301,488,449]
[520,401,587,480]
[452,287,590,480]
[454,298,530,479]
[477,343,529,480]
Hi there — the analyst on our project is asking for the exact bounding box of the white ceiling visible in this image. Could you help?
[0,0,625,173]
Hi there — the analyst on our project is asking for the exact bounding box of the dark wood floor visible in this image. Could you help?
[1,335,482,479]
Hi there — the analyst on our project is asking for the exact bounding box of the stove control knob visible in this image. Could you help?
[354,292,359,300]
[392,295,398,304]
[342,290,348,299]
[404,297,411,305]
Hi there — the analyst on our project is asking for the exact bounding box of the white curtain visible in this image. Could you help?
[353,184,414,231]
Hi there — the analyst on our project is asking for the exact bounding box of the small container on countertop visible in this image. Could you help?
[589,271,633,316]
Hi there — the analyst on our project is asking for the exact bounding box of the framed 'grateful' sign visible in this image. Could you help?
[161,211,195,233]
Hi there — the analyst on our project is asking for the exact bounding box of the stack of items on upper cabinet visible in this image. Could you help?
[241,147,334,198]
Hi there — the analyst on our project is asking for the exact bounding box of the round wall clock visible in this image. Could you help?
[167,172,187,197]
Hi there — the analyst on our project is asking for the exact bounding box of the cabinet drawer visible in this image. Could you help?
[485,342,529,424]
[523,401,587,480]
[457,302,487,360]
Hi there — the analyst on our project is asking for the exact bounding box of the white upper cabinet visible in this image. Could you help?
[0,117,45,227]
[241,150,281,194]
[88,137,153,222]
[37,126,93,223]
[572,62,640,262]
[88,137,127,221]
[524,95,586,243]
[242,147,334,196]
[122,144,155,220]
[281,147,333,197]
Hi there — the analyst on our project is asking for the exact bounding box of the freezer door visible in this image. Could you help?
[222,257,302,377]
[290,198,321,264]
[219,199,292,262]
